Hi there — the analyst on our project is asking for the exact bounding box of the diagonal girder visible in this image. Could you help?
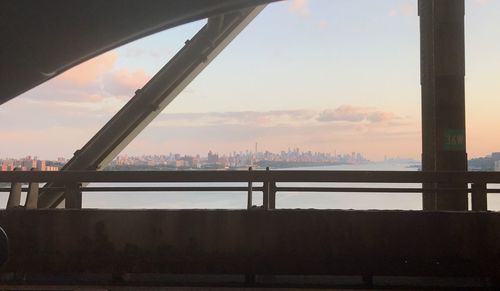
[37,5,266,208]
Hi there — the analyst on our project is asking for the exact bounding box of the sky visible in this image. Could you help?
[1,0,499,161]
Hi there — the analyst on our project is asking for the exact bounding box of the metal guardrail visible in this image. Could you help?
[1,168,500,210]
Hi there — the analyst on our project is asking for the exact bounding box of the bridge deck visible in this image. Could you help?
[0,209,498,278]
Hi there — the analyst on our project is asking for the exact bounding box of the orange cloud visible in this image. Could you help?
[59,52,118,85]
[288,0,310,17]
[37,50,151,101]
[317,105,399,124]
[367,111,397,123]
[388,2,416,17]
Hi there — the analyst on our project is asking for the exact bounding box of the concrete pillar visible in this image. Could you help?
[6,167,22,209]
[419,0,467,210]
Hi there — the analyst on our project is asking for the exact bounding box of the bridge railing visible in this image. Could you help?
[1,169,500,210]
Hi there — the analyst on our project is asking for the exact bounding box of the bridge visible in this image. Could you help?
[1,0,498,289]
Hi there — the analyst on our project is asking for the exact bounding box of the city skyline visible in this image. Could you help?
[0,147,372,163]
[1,0,499,160]
[110,147,369,169]
[0,147,371,172]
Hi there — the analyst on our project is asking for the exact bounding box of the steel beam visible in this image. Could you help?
[419,0,467,210]
[4,170,500,184]
[471,183,487,211]
[37,5,266,208]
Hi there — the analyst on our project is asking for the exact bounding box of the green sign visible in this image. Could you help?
[443,129,465,151]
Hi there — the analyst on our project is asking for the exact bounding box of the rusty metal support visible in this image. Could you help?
[37,5,266,208]
[4,170,500,184]
[6,168,21,209]
[263,167,270,209]
[471,183,487,211]
[269,181,276,209]
[247,167,253,209]
[419,0,467,210]
[65,183,82,209]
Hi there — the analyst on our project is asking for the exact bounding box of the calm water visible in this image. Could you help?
[2,162,500,210]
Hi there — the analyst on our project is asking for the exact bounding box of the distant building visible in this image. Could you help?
[36,160,46,171]
[175,160,186,168]
[22,159,36,170]
[192,155,201,168]
[495,161,500,172]
[218,156,229,167]
[0,161,15,171]
[207,151,218,164]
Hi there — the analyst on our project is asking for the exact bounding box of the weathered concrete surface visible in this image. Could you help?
[0,209,499,277]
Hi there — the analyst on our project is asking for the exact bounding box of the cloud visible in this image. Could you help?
[59,52,118,85]
[288,0,311,17]
[366,111,397,123]
[53,97,127,114]
[154,110,317,128]
[388,2,416,17]
[317,105,399,124]
[153,107,402,129]
[20,51,151,104]
[317,106,365,122]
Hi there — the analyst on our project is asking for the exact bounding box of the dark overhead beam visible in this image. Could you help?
[0,0,278,105]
